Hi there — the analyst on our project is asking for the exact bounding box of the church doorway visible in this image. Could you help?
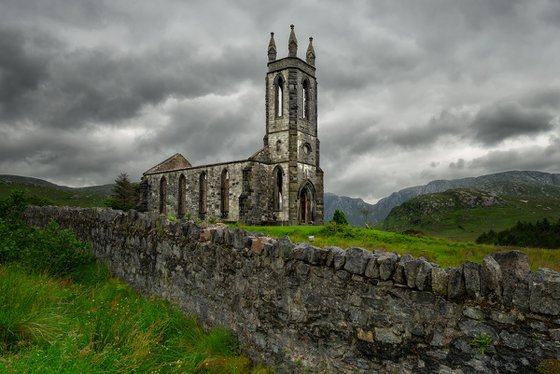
[298,181,315,224]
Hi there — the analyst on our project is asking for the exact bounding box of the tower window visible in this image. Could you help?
[221,169,229,217]
[303,79,310,119]
[276,140,282,152]
[275,76,284,117]
[303,143,312,155]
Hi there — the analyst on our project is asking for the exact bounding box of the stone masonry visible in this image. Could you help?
[24,206,560,373]
[140,26,323,226]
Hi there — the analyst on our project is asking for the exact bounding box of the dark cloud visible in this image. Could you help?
[1,0,560,202]
[470,101,554,145]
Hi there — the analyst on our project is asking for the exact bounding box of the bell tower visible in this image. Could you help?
[265,25,323,225]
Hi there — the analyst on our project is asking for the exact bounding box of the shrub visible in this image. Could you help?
[330,209,349,226]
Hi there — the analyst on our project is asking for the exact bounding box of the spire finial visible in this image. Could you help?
[268,32,277,61]
[306,36,315,66]
[288,24,298,57]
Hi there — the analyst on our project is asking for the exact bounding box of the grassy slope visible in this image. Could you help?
[0,264,267,373]
[0,179,112,208]
[243,225,560,272]
[380,188,560,242]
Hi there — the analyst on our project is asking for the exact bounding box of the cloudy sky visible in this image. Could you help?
[1,0,560,203]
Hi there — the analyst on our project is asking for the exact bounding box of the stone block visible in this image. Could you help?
[529,268,560,315]
[481,255,502,301]
[374,327,402,344]
[277,236,295,259]
[343,247,371,275]
[404,258,421,289]
[447,266,465,300]
[199,229,212,242]
[378,252,398,281]
[251,236,272,255]
[491,251,530,305]
[463,261,481,298]
[364,256,380,279]
[416,259,433,291]
[431,267,449,296]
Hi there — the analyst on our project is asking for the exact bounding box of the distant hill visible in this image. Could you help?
[381,186,560,241]
[373,171,560,223]
[326,171,560,227]
[0,175,113,207]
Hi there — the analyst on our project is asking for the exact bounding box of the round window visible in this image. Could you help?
[303,143,312,155]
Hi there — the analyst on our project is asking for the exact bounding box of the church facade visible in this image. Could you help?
[140,26,323,225]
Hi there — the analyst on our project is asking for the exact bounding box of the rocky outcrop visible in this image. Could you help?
[24,206,560,373]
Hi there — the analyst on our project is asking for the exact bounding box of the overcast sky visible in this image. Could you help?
[1,0,559,203]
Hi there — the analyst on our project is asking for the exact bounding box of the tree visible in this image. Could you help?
[105,173,139,211]
[330,209,349,226]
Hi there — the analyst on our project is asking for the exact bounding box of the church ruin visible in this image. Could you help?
[140,25,323,225]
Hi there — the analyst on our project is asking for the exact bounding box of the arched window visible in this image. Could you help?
[199,172,207,218]
[273,166,283,211]
[159,176,167,215]
[220,169,229,217]
[302,79,310,119]
[276,140,282,153]
[275,76,284,117]
[178,174,186,218]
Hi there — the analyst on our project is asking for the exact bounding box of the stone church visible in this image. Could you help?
[140,25,324,225]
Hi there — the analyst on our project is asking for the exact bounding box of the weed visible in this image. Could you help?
[469,332,493,355]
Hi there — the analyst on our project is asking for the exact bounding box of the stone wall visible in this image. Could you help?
[24,206,560,373]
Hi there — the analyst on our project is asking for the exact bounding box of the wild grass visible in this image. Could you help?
[0,190,268,374]
[244,224,560,272]
[0,265,261,373]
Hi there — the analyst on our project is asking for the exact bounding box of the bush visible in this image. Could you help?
[330,209,349,226]
[0,190,94,279]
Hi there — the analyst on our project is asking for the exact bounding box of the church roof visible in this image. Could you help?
[143,153,192,175]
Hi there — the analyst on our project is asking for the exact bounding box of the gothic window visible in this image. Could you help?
[273,166,283,211]
[199,172,207,218]
[302,79,310,119]
[276,139,282,153]
[178,174,186,218]
[275,76,284,117]
[159,176,167,215]
[220,169,229,217]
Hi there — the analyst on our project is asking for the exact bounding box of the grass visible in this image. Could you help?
[242,224,560,272]
[0,264,265,373]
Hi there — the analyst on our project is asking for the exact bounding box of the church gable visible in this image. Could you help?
[144,153,192,175]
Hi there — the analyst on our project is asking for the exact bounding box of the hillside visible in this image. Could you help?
[0,175,113,207]
[381,187,560,241]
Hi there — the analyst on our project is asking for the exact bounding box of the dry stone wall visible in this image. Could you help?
[24,206,560,373]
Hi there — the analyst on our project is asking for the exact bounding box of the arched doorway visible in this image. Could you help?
[298,181,315,224]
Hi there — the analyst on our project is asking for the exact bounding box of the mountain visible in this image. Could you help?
[0,175,113,207]
[325,171,560,227]
[381,185,560,241]
[373,171,560,222]
[323,192,376,226]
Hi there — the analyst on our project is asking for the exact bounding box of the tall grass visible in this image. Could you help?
[0,190,268,373]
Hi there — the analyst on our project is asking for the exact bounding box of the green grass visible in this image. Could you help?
[244,224,560,272]
[0,264,265,373]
